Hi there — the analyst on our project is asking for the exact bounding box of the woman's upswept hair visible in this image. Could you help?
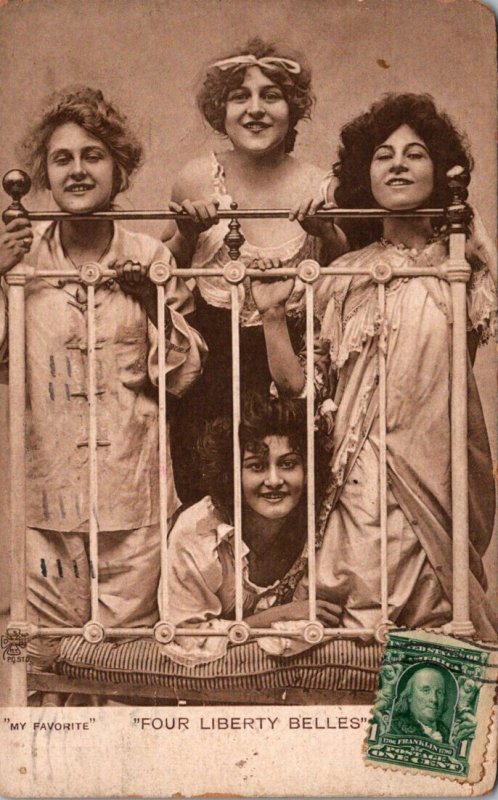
[197,38,314,153]
[198,393,307,512]
[333,93,473,248]
[20,86,143,199]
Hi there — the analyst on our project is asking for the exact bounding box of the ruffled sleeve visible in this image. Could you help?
[318,170,334,204]
[146,243,208,395]
[467,267,496,344]
[289,265,359,444]
[158,497,234,666]
[464,210,497,343]
[298,320,335,402]
[315,172,349,256]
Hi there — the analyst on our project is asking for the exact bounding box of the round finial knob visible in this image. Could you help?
[297,259,321,284]
[374,620,395,644]
[230,201,238,211]
[153,621,175,644]
[80,262,102,285]
[227,621,250,644]
[445,165,471,232]
[446,165,470,190]
[149,260,171,285]
[223,260,246,284]
[303,621,324,644]
[83,621,105,644]
[446,165,470,204]
[3,170,31,202]
[371,261,393,284]
[2,170,32,225]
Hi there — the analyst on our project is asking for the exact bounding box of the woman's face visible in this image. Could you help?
[242,435,305,522]
[224,66,290,157]
[46,122,115,213]
[370,124,434,210]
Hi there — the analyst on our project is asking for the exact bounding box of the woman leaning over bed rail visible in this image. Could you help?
[251,93,497,639]
[0,86,207,674]
[162,38,347,504]
[160,393,340,667]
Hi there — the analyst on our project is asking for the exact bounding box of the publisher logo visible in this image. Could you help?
[1,628,30,663]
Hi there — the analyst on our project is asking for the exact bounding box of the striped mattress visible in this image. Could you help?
[55,636,383,694]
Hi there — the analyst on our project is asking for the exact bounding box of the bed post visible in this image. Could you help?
[445,166,475,637]
[150,260,176,646]
[298,260,325,646]
[6,271,29,704]
[223,206,251,646]
[79,264,105,646]
[3,171,32,705]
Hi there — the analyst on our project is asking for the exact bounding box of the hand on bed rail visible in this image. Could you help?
[289,195,334,237]
[249,256,295,314]
[112,258,153,293]
[169,199,220,236]
[0,217,32,274]
[245,599,341,628]
[112,258,166,328]
[289,196,348,262]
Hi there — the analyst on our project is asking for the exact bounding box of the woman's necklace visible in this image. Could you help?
[63,234,113,270]
[380,231,442,254]
[379,233,447,274]
[60,232,114,304]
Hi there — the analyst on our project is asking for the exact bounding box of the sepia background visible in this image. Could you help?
[0,2,496,793]
[0,0,495,609]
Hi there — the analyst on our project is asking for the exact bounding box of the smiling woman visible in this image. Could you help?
[0,86,207,684]
[222,67,292,157]
[160,394,340,666]
[46,123,116,215]
[369,125,434,211]
[242,435,305,525]
[252,93,497,638]
[22,87,143,202]
[164,38,347,504]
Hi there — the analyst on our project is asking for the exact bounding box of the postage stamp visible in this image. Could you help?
[365,630,498,783]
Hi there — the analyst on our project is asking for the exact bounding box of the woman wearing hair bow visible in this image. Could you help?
[164,38,346,503]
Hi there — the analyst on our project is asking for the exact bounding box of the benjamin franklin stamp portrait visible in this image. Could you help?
[366,630,498,783]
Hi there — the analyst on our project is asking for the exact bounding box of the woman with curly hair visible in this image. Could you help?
[165,38,346,503]
[161,394,340,666]
[252,93,497,637]
[0,86,206,673]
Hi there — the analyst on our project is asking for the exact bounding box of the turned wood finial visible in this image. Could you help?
[2,169,31,224]
[445,165,471,234]
[224,201,245,261]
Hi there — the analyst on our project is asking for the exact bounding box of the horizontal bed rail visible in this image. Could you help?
[2,165,475,704]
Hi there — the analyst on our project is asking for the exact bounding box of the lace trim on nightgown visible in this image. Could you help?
[193,153,321,327]
[314,236,496,509]
[212,502,309,606]
[466,267,497,344]
[317,240,454,371]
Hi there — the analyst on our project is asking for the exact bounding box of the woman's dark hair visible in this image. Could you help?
[20,86,143,199]
[333,93,473,248]
[198,393,309,513]
[197,38,314,154]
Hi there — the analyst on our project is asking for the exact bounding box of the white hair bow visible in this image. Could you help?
[210,54,301,75]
